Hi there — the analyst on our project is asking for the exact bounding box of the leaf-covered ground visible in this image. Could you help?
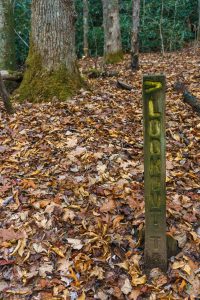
[0,48,199,300]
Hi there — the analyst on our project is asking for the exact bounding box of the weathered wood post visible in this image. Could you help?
[143,74,167,271]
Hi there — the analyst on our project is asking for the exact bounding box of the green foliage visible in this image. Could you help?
[14,0,198,64]
[75,0,103,57]
[140,0,197,52]
[14,0,31,66]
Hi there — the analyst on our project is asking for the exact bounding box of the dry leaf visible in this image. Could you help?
[129,289,141,300]
[51,247,65,258]
[183,264,191,275]
[172,261,185,269]
[63,209,76,221]
[131,275,146,286]
[90,266,104,279]
[121,278,132,295]
[113,215,124,228]
[77,291,86,300]
[66,137,78,148]
[0,228,26,241]
[18,238,26,257]
[67,238,83,250]
[100,199,115,213]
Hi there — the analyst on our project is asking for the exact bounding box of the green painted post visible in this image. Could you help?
[143,75,167,271]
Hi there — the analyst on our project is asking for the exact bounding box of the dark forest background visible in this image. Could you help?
[15,0,198,65]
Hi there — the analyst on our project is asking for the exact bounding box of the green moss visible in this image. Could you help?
[17,44,85,102]
[104,50,123,64]
[86,68,102,78]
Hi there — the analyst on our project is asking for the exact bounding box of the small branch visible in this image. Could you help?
[14,29,29,49]
[0,70,23,82]
[174,81,200,115]
[0,73,14,114]
[116,80,133,91]
[87,69,118,78]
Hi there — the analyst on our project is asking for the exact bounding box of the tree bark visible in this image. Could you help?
[0,0,16,70]
[0,73,14,114]
[102,0,123,64]
[198,0,200,40]
[131,0,140,70]
[18,0,84,102]
[83,0,89,57]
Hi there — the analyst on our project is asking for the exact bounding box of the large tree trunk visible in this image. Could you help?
[18,0,83,102]
[0,0,16,70]
[102,0,123,64]
[83,0,89,57]
[131,0,140,70]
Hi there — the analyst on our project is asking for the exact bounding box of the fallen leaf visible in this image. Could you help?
[0,228,26,241]
[51,247,65,258]
[90,266,104,279]
[183,264,191,275]
[131,275,146,286]
[172,261,185,269]
[18,238,26,257]
[39,262,53,278]
[113,215,124,228]
[66,137,78,148]
[77,291,86,300]
[67,238,83,250]
[121,278,132,295]
[100,199,115,213]
[129,289,141,300]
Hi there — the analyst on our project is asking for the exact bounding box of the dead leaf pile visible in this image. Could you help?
[0,48,199,299]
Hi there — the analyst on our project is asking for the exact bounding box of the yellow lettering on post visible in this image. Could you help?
[150,157,161,176]
[149,119,160,138]
[144,81,162,94]
[143,75,167,271]
[150,140,160,155]
[149,99,160,118]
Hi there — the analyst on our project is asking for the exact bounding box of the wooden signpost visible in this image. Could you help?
[143,75,167,271]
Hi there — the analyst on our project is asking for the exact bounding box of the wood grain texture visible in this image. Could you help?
[143,74,167,272]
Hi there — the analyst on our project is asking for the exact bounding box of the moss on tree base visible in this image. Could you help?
[104,51,123,64]
[16,45,85,103]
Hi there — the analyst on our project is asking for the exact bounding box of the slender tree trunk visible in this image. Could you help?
[159,0,165,55]
[83,0,89,57]
[102,0,123,64]
[18,0,83,102]
[0,73,14,114]
[131,0,140,70]
[198,0,200,40]
[0,0,16,70]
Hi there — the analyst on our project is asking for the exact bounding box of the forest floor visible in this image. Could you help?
[0,47,200,300]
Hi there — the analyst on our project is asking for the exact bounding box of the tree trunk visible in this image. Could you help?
[83,0,89,57]
[131,0,140,70]
[0,73,14,114]
[0,0,16,70]
[198,0,200,40]
[18,0,84,102]
[102,0,123,64]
